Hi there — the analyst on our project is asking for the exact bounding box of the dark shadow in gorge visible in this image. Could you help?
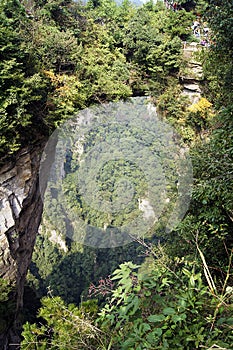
[43,240,144,305]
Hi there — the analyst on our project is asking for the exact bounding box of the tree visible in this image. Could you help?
[202,0,233,106]
[22,249,233,349]
[0,0,50,159]
[0,279,15,335]
[21,296,104,350]
[166,0,233,276]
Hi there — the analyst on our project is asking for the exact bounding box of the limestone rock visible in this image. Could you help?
[183,83,201,93]
[0,140,47,348]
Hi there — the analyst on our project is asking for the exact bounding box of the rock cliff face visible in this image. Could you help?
[181,42,204,104]
[0,140,47,347]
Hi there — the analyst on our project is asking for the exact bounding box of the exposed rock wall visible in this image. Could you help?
[181,42,204,104]
[0,140,47,347]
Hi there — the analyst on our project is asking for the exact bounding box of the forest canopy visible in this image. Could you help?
[0,0,193,160]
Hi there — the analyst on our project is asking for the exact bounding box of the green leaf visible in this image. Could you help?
[148,314,165,323]
[171,315,183,323]
[163,307,176,315]
[153,328,163,337]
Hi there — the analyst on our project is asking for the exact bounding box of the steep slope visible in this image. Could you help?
[0,140,47,347]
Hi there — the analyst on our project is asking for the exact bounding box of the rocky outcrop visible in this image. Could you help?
[0,140,47,347]
[180,42,204,104]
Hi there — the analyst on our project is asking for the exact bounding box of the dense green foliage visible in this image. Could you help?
[200,0,233,108]
[0,0,193,161]
[0,0,233,348]
[167,0,233,268]
[21,296,103,349]
[27,232,144,304]
[0,279,15,334]
[22,250,233,349]
[0,0,50,157]
[21,0,194,307]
